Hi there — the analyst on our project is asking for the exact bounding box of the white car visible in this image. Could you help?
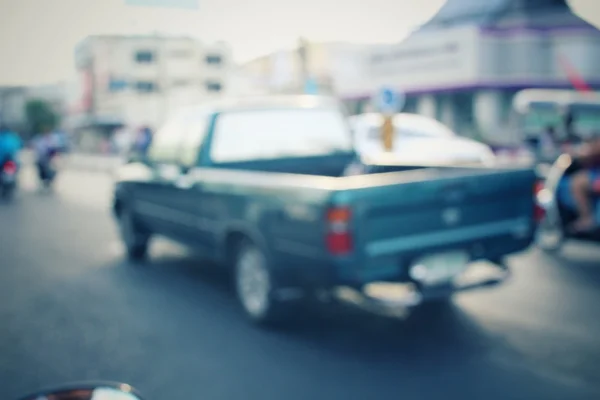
[349,113,496,165]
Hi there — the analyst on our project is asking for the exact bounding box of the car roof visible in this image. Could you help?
[176,95,342,116]
[513,89,600,112]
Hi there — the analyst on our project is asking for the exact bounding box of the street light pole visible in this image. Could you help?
[298,37,309,92]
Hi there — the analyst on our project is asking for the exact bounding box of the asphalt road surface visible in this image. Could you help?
[2,166,600,400]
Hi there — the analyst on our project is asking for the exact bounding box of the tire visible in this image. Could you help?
[234,240,289,326]
[535,217,564,253]
[117,205,151,261]
[1,184,15,201]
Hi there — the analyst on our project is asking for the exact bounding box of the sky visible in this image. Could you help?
[0,0,598,85]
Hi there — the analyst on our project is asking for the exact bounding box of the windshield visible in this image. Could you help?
[521,105,563,136]
[571,105,600,136]
[521,104,600,138]
[211,108,353,162]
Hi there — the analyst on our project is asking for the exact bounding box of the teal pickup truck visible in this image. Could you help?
[113,95,537,325]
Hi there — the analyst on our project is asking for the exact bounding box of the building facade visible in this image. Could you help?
[235,41,347,96]
[335,0,600,143]
[68,35,231,150]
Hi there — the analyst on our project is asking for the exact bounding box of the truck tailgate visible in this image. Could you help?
[345,167,536,260]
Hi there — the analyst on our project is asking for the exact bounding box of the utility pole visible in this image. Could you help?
[298,37,309,92]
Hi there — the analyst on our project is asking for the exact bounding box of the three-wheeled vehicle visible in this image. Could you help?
[517,89,600,251]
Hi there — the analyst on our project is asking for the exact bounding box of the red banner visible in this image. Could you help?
[557,54,592,93]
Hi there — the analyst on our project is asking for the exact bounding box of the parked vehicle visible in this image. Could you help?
[349,113,496,165]
[112,95,537,326]
[535,154,600,252]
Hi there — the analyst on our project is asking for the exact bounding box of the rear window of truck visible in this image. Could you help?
[211,108,353,162]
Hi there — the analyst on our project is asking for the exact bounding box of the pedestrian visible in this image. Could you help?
[134,125,153,156]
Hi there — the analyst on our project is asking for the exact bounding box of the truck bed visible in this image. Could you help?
[185,162,536,287]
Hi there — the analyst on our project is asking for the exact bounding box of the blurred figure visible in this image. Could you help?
[563,133,600,231]
[0,124,22,165]
[133,125,153,156]
[33,126,60,184]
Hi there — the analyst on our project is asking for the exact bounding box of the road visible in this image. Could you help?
[1,166,600,400]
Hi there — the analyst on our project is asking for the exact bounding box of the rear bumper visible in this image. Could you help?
[336,259,510,309]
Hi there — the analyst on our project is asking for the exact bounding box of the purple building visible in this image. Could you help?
[337,0,600,144]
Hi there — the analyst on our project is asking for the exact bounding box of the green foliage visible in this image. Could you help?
[24,99,59,134]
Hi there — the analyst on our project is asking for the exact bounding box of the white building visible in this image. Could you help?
[334,0,600,144]
[236,41,348,96]
[69,34,231,150]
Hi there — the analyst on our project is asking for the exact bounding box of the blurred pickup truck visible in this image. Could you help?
[112,95,537,326]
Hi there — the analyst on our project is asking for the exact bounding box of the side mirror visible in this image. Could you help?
[19,382,143,400]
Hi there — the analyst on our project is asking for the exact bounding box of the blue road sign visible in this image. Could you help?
[375,87,405,114]
[125,0,198,9]
[304,78,318,94]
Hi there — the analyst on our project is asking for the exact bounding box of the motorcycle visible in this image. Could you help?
[534,153,600,252]
[18,382,143,400]
[1,158,18,200]
[39,149,61,189]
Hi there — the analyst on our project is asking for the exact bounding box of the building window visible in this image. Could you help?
[205,54,222,65]
[205,81,222,92]
[109,78,128,92]
[136,81,157,93]
[135,50,155,63]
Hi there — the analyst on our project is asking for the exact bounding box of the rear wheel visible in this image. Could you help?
[1,184,15,201]
[118,205,151,261]
[234,241,289,326]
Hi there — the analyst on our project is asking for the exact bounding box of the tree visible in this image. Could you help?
[24,99,59,136]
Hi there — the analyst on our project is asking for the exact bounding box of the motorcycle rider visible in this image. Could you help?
[33,126,59,183]
[564,132,600,232]
[0,123,22,166]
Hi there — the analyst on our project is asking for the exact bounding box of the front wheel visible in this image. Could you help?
[118,206,151,261]
[1,183,15,201]
[234,241,289,326]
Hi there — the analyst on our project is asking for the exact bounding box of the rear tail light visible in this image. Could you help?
[593,177,600,193]
[325,206,353,255]
[2,160,17,174]
[533,180,546,222]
